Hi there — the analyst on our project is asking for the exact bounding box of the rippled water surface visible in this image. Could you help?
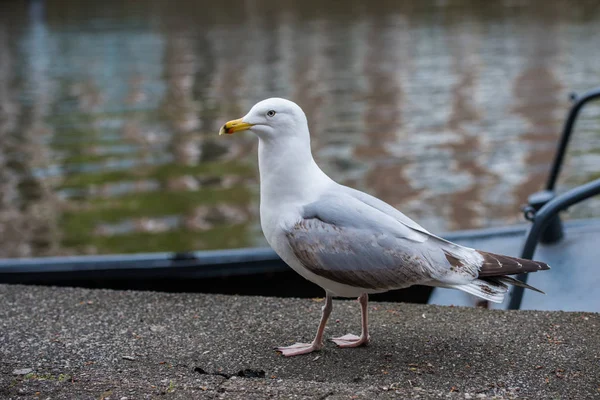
[0,0,599,257]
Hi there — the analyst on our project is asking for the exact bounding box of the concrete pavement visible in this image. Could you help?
[1,284,598,399]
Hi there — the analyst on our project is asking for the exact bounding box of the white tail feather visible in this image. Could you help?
[451,279,508,303]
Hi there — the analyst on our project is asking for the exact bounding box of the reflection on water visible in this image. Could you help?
[0,0,599,257]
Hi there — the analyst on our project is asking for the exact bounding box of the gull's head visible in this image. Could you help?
[219,98,308,140]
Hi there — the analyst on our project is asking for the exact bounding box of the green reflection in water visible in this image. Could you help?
[69,224,251,254]
[59,161,254,189]
[62,186,253,253]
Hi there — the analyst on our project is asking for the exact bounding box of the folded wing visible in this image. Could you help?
[285,191,549,301]
[285,194,477,291]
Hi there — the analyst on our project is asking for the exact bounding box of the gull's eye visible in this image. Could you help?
[266,110,276,118]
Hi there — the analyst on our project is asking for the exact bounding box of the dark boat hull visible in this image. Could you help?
[1,219,598,307]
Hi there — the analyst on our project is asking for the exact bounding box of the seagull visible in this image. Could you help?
[219,98,550,357]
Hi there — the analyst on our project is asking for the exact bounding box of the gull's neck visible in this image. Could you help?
[258,134,331,207]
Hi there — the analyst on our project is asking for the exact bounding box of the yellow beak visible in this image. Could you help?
[218,118,253,135]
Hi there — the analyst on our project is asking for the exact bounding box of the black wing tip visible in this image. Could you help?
[477,250,551,275]
[491,276,547,294]
[520,282,546,294]
[531,261,550,273]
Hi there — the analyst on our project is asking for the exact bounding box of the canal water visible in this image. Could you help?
[0,0,599,257]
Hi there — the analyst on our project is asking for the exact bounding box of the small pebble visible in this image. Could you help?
[13,368,33,375]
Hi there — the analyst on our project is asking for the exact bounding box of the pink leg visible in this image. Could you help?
[275,292,333,357]
[331,293,370,348]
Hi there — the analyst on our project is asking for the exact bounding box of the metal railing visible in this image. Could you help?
[509,87,600,309]
[546,87,600,192]
[509,178,600,310]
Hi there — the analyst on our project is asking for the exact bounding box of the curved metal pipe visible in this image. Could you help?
[509,178,600,309]
[546,87,600,191]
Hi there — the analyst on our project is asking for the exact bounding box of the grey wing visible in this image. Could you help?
[285,195,476,291]
[341,184,463,247]
[340,185,433,235]
[302,191,430,243]
[340,184,485,263]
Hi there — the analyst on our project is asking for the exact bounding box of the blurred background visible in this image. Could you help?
[0,0,599,259]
